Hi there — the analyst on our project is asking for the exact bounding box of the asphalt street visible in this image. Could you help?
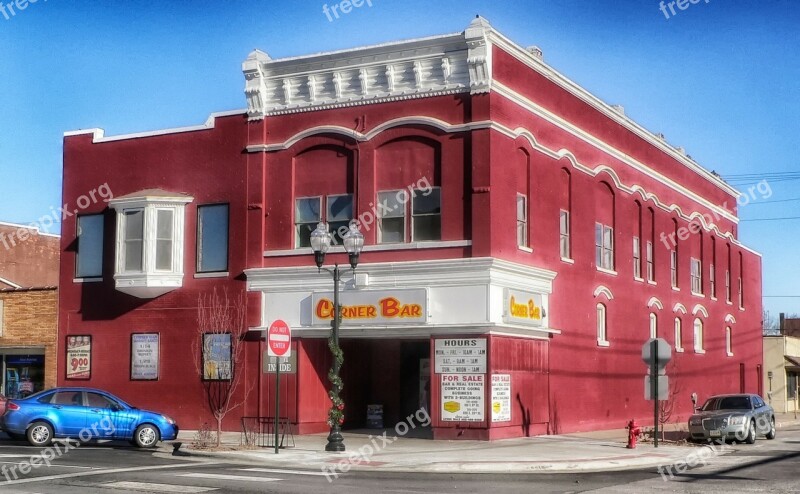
[0,425,797,493]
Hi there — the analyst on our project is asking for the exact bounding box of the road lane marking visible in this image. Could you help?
[103,481,218,493]
[178,473,281,482]
[1,461,213,486]
[237,468,330,476]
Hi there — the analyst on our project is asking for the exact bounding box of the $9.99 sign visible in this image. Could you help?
[66,335,92,379]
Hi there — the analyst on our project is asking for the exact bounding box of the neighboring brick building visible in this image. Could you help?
[0,288,58,397]
[0,222,59,289]
[0,222,60,398]
[60,17,763,438]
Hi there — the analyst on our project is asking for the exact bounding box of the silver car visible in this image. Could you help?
[688,393,776,443]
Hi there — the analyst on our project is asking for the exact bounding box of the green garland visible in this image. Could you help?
[327,311,345,427]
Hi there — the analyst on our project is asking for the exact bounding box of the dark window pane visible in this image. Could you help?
[413,215,441,241]
[327,194,353,221]
[295,198,321,223]
[412,189,440,215]
[76,214,104,278]
[379,217,404,243]
[198,204,229,272]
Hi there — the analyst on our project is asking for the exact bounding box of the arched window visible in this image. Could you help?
[649,313,657,339]
[674,318,683,352]
[693,318,704,353]
[597,304,608,346]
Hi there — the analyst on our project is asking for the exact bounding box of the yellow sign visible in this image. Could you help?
[443,401,461,413]
[492,402,501,413]
[504,289,545,328]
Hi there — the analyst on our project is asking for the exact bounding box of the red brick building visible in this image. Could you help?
[60,17,762,439]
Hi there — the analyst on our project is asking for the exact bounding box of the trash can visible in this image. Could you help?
[366,404,383,428]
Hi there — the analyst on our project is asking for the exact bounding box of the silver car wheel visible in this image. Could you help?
[134,424,159,448]
[27,421,53,447]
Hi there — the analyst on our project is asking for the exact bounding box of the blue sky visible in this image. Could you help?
[0,0,798,318]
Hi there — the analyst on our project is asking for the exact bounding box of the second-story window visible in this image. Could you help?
[411,188,441,241]
[516,194,528,248]
[690,258,702,294]
[633,237,641,279]
[377,188,441,243]
[124,210,144,272]
[197,204,229,273]
[710,264,716,298]
[595,223,614,270]
[76,214,104,278]
[560,210,571,259]
[295,194,354,248]
[725,270,731,303]
[646,241,654,282]
[670,250,678,288]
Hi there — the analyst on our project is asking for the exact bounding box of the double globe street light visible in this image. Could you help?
[309,220,364,452]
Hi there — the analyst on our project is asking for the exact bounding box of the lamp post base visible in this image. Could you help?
[325,430,345,452]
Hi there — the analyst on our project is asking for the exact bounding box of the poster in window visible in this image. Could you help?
[66,335,92,379]
[202,333,232,380]
[131,334,159,380]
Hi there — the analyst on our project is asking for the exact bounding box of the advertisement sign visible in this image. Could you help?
[66,335,91,380]
[131,334,159,380]
[503,288,544,327]
[202,333,232,380]
[491,374,511,422]
[434,338,486,373]
[312,288,427,326]
[441,374,484,422]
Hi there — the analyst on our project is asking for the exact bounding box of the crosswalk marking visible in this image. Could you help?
[178,473,282,483]
[238,467,330,477]
[103,481,218,493]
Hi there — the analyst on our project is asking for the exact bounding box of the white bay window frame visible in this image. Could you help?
[109,191,193,298]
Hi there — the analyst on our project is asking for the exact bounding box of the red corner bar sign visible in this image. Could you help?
[311,288,428,326]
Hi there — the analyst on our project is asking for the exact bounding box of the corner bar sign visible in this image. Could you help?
[267,320,291,358]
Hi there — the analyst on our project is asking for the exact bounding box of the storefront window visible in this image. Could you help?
[2,354,45,399]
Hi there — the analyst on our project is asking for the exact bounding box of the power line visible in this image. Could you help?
[739,216,800,222]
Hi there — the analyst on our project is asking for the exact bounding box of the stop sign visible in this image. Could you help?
[267,319,291,358]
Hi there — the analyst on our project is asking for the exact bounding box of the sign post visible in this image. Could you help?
[267,319,291,454]
[642,337,671,448]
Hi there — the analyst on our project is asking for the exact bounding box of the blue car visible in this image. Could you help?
[1,387,178,448]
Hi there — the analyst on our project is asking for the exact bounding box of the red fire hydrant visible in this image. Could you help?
[626,419,641,449]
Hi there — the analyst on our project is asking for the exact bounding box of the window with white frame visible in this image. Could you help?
[108,191,192,298]
[597,303,608,345]
[709,264,716,298]
[560,210,571,259]
[295,194,354,247]
[633,237,641,279]
[595,223,614,270]
[197,204,229,273]
[671,250,678,288]
[726,326,733,356]
[674,317,683,352]
[649,313,657,339]
[690,258,702,294]
[377,188,441,243]
[0,299,4,337]
[76,214,104,278]
[725,270,731,302]
[646,241,654,282]
[693,318,704,353]
[516,194,528,248]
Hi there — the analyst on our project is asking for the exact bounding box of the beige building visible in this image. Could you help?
[763,315,800,413]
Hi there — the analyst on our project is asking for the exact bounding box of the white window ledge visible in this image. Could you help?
[633,276,644,282]
[691,292,705,298]
[560,257,574,264]
[694,348,706,355]
[647,280,657,286]
[710,296,717,301]
[518,245,533,253]
[264,240,472,257]
[114,272,184,298]
[194,272,230,279]
[73,277,103,283]
[672,286,680,292]
[675,347,684,353]
[596,267,618,276]
[597,339,610,347]
[726,300,733,305]
[726,352,734,357]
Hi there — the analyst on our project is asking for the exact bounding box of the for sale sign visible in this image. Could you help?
[441,374,484,422]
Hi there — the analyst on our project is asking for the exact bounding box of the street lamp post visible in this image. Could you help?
[309,220,364,452]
